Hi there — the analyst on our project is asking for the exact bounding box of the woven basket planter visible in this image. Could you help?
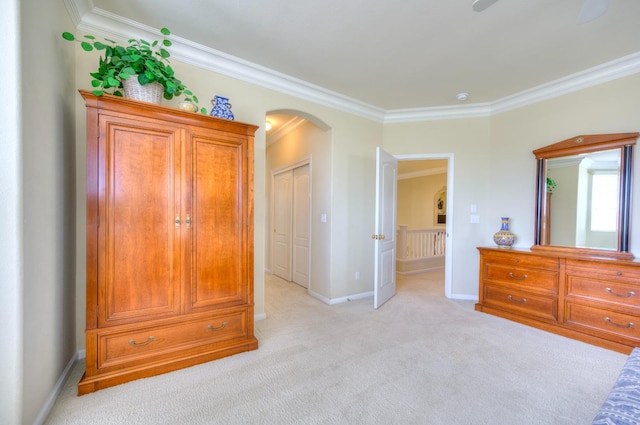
[122,76,163,104]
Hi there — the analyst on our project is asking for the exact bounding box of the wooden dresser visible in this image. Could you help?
[78,91,259,395]
[476,247,640,354]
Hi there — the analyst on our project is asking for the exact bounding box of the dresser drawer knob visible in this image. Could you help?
[208,322,228,331]
[508,272,528,280]
[604,317,634,329]
[128,336,155,347]
[507,295,527,304]
[617,271,623,276]
[605,287,635,298]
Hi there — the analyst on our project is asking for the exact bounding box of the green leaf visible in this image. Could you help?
[163,39,172,47]
[80,41,94,52]
[83,35,96,40]
[138,73,152,85]
[106,76,120,87]
[90,79,101,88]
[94,41,107,50]
[160,28,171,36]
[92,89,104,96]
[61,32,75,41]
[159,48,170,59]
[119,67,136,79]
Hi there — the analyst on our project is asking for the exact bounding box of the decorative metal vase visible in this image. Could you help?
[210,95,235,120]
[493,217,516,249]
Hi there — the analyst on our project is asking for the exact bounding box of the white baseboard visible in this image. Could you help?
[450,294,479,301]
[33,350,81,425]
[255,313,267,321]
[308,289,374,305]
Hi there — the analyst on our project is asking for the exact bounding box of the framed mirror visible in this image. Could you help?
[532,133,638,260]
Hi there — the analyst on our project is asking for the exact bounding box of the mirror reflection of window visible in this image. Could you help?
[590,172,618,232]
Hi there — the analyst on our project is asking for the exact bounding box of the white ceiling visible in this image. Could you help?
[74,0,640,114]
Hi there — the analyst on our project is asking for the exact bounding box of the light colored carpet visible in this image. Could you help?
[45,270,627,424]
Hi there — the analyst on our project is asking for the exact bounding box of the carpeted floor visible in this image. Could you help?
[44,270,627,424]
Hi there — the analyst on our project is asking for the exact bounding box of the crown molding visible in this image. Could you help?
[266,116,307,146]
[65,0,640,124]
[398,167,448,180]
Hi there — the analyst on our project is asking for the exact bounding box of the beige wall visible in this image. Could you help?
[3,1,78,424]
[1,2,21,424]
[398,173,448,229]
[383,73,640,297]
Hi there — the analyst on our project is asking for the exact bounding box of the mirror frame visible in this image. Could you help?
[532,133,638,260]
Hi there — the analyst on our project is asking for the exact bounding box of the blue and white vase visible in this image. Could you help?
[210,95,234,120]
[493,217,516,249]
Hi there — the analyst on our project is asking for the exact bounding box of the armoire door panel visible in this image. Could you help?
[98,118,182,326]
[187,136,247,311]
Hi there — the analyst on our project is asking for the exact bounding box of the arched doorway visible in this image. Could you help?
[265,110,332,298]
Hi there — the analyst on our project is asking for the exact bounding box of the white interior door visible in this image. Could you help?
[273,171,292,280]
[292,165,311,287]
[373,147,397,309]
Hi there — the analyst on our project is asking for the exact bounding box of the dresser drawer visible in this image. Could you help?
[98,310,248,370]
[566,260,640,283]
[483,284,557,322]
[482,251,559,270]
[566,274,640,309]
[565,303,640,342]
[484,264,558,293]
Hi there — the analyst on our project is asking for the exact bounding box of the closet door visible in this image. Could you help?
[184,129,250,312]
[292,165,310,287]
[273,171,293,281]
[97,116,182,327]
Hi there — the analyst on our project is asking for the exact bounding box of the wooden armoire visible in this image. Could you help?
[78,91,258,395]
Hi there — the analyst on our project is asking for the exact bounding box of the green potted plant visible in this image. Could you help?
[62,27,206,113]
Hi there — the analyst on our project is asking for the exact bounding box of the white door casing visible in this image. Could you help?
[374,147,397,309]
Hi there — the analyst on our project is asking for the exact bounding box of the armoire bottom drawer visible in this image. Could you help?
[565,303,640,342]
[98,310,248,369]
[483,284,557,322]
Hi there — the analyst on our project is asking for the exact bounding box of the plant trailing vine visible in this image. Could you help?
[62,27,206,113]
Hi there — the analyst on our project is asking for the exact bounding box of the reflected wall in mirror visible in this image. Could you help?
[533,133,638,259]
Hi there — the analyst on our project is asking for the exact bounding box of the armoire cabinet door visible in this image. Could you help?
[184,130,250,312]
[97,115,183,327]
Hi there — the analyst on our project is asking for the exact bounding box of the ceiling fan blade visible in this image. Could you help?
[472,0,499,12]
[577,0,611,24]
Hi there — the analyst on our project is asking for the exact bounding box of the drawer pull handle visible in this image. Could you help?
[508,272,528,280]
[605,287,635,298]
[507,295,527,304]
[604,317,634,329]
[208,322,228,331]
[128,336,155,347]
